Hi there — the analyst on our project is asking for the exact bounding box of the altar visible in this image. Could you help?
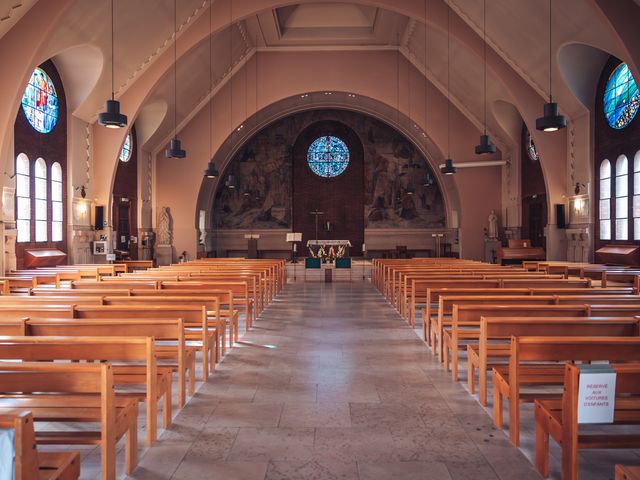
[307,239,351,263]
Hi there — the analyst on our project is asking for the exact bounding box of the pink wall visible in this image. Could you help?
[156,51,502,261]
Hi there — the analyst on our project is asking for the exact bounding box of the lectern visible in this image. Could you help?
[244,234,260,259]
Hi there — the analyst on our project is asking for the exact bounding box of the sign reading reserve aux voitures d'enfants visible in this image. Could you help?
[577,365,617,424]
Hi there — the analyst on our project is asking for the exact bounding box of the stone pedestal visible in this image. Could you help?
[484,238,502,264]
[156,245,173,266]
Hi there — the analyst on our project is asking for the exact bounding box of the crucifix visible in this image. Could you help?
[309,209,324,241]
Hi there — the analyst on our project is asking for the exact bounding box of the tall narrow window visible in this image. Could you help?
[615,155,629,240]
[634,151,640,240]
[16,154,30,243]
[34,158,47,242]
[51,162,63,242]
[599,160,612,240]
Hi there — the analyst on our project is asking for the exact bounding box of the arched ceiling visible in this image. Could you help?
[3,0,639,161]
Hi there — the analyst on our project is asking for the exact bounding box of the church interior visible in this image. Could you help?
[0,0,640,479]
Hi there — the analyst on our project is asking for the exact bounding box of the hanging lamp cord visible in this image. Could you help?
[111,0,115,100]
[447,5,451,159]
[174,0,178,139]
[209,0,213,160]
[483,0,487,134]
[549,0,553,103]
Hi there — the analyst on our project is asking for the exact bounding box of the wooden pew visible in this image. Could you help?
[29,287,130,297]
[535,363,640,480]
[420,287,636,343]
[0,411,80,480]
[0,295,103,306]
[102,295,229,353]
[72,305,213,379]
[468,317,640,406]
[0,362,138,480]
[26,318,193,408]
[492,337,640,446]
[616,465,640,480]
[0,319,26,335]
[0,336,166,446]
[71,280,158,290]
[444,304,592,379]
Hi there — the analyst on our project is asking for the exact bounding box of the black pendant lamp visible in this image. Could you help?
[204,0,217,178]
[440,5,457,175]
[536,0,566,132]
[226,174,236,189]
[475,0,496,154]
[441,158,457,175]
[166,0,187,158]
[204,161,219,179]
[99,0,127,128]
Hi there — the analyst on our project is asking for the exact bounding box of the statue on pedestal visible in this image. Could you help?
[487,210,498,239]
[157,207,172,246]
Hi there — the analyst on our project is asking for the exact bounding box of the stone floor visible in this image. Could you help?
[125,281,547,480]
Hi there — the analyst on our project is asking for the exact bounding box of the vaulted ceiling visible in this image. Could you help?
[3,0,638,157]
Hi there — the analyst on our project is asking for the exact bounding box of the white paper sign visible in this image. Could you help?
[577,366,616,424]
[106,254,116,262]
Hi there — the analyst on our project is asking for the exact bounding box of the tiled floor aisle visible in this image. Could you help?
[129,282,541,480]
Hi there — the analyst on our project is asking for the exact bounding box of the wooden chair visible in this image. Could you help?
[535,363,640,480]
[0,411,80,480]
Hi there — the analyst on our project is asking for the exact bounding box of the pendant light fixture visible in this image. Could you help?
[440,5,457,175]
[203,0,218,178]
[166,0,186,158]
[475,0,496,154]
[536,0,566,132]
[226,174,236,189]
[98,0,128,128]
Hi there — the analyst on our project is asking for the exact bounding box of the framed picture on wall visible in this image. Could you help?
[568,195,589,224]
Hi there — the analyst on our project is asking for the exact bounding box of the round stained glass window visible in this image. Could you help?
[119,134,132,162]
[21,67,59,134]
[307,136,350,178]
[604,62,640,130]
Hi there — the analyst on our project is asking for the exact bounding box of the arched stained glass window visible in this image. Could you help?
[526,131,540,161]
[16,154,30,243]
[634,151,640,240]
[119,133,132,162]
[34,158,47,242]
[604,63,640,129]
[307,136,350,178]
[21,67,59,134]
[615,155,629,240]
[51,162,63,242]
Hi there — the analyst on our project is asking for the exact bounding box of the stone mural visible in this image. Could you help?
[213,109,445,229]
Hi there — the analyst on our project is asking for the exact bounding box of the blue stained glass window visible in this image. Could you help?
[604,62,640,129]
[21,67,59,134]
[307,136,350,178]
[119,134,132,162]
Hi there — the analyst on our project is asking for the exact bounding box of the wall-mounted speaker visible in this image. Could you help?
[555,204,566,229]
[94,205,104,231]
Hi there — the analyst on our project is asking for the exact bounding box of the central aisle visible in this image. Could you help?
[132,282,539,480]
